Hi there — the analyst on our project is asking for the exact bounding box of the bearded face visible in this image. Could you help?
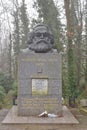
[28,25,53,53]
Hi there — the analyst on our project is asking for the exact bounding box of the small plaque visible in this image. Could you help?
[32,79,48,95]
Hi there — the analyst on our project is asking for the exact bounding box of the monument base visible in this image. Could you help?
[2,106,79,124]
[18,53,62,116]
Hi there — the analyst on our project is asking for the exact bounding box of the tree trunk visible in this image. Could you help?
[64,0,76,100]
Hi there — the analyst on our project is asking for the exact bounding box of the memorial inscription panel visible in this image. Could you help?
[32,79,48,95]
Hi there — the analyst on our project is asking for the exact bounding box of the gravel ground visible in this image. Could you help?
[0,107,87,130]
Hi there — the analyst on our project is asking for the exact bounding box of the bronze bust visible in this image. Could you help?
[27,24,54,53]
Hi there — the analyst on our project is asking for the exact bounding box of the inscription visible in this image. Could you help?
[32,79,48,95]
[21,98,58,102]
[21,58,58,62]
[21,98,58,109]
[36,63,44,66]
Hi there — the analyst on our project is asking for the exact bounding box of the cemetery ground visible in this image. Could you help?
[0,106,87,130]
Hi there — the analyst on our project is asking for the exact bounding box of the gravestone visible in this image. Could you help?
[18,24,62,116]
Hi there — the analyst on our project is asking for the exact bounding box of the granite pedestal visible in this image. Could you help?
[18,53,62,116]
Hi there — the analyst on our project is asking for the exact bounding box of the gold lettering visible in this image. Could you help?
[21,58,58,62]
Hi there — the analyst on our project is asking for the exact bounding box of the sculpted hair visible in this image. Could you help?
[27,24,54,45]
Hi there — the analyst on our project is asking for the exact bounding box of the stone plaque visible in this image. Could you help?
[32,79,48,95]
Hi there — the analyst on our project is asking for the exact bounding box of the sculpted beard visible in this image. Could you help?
[29,39,52,53]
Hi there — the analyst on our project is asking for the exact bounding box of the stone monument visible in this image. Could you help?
[18,24,62,116]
